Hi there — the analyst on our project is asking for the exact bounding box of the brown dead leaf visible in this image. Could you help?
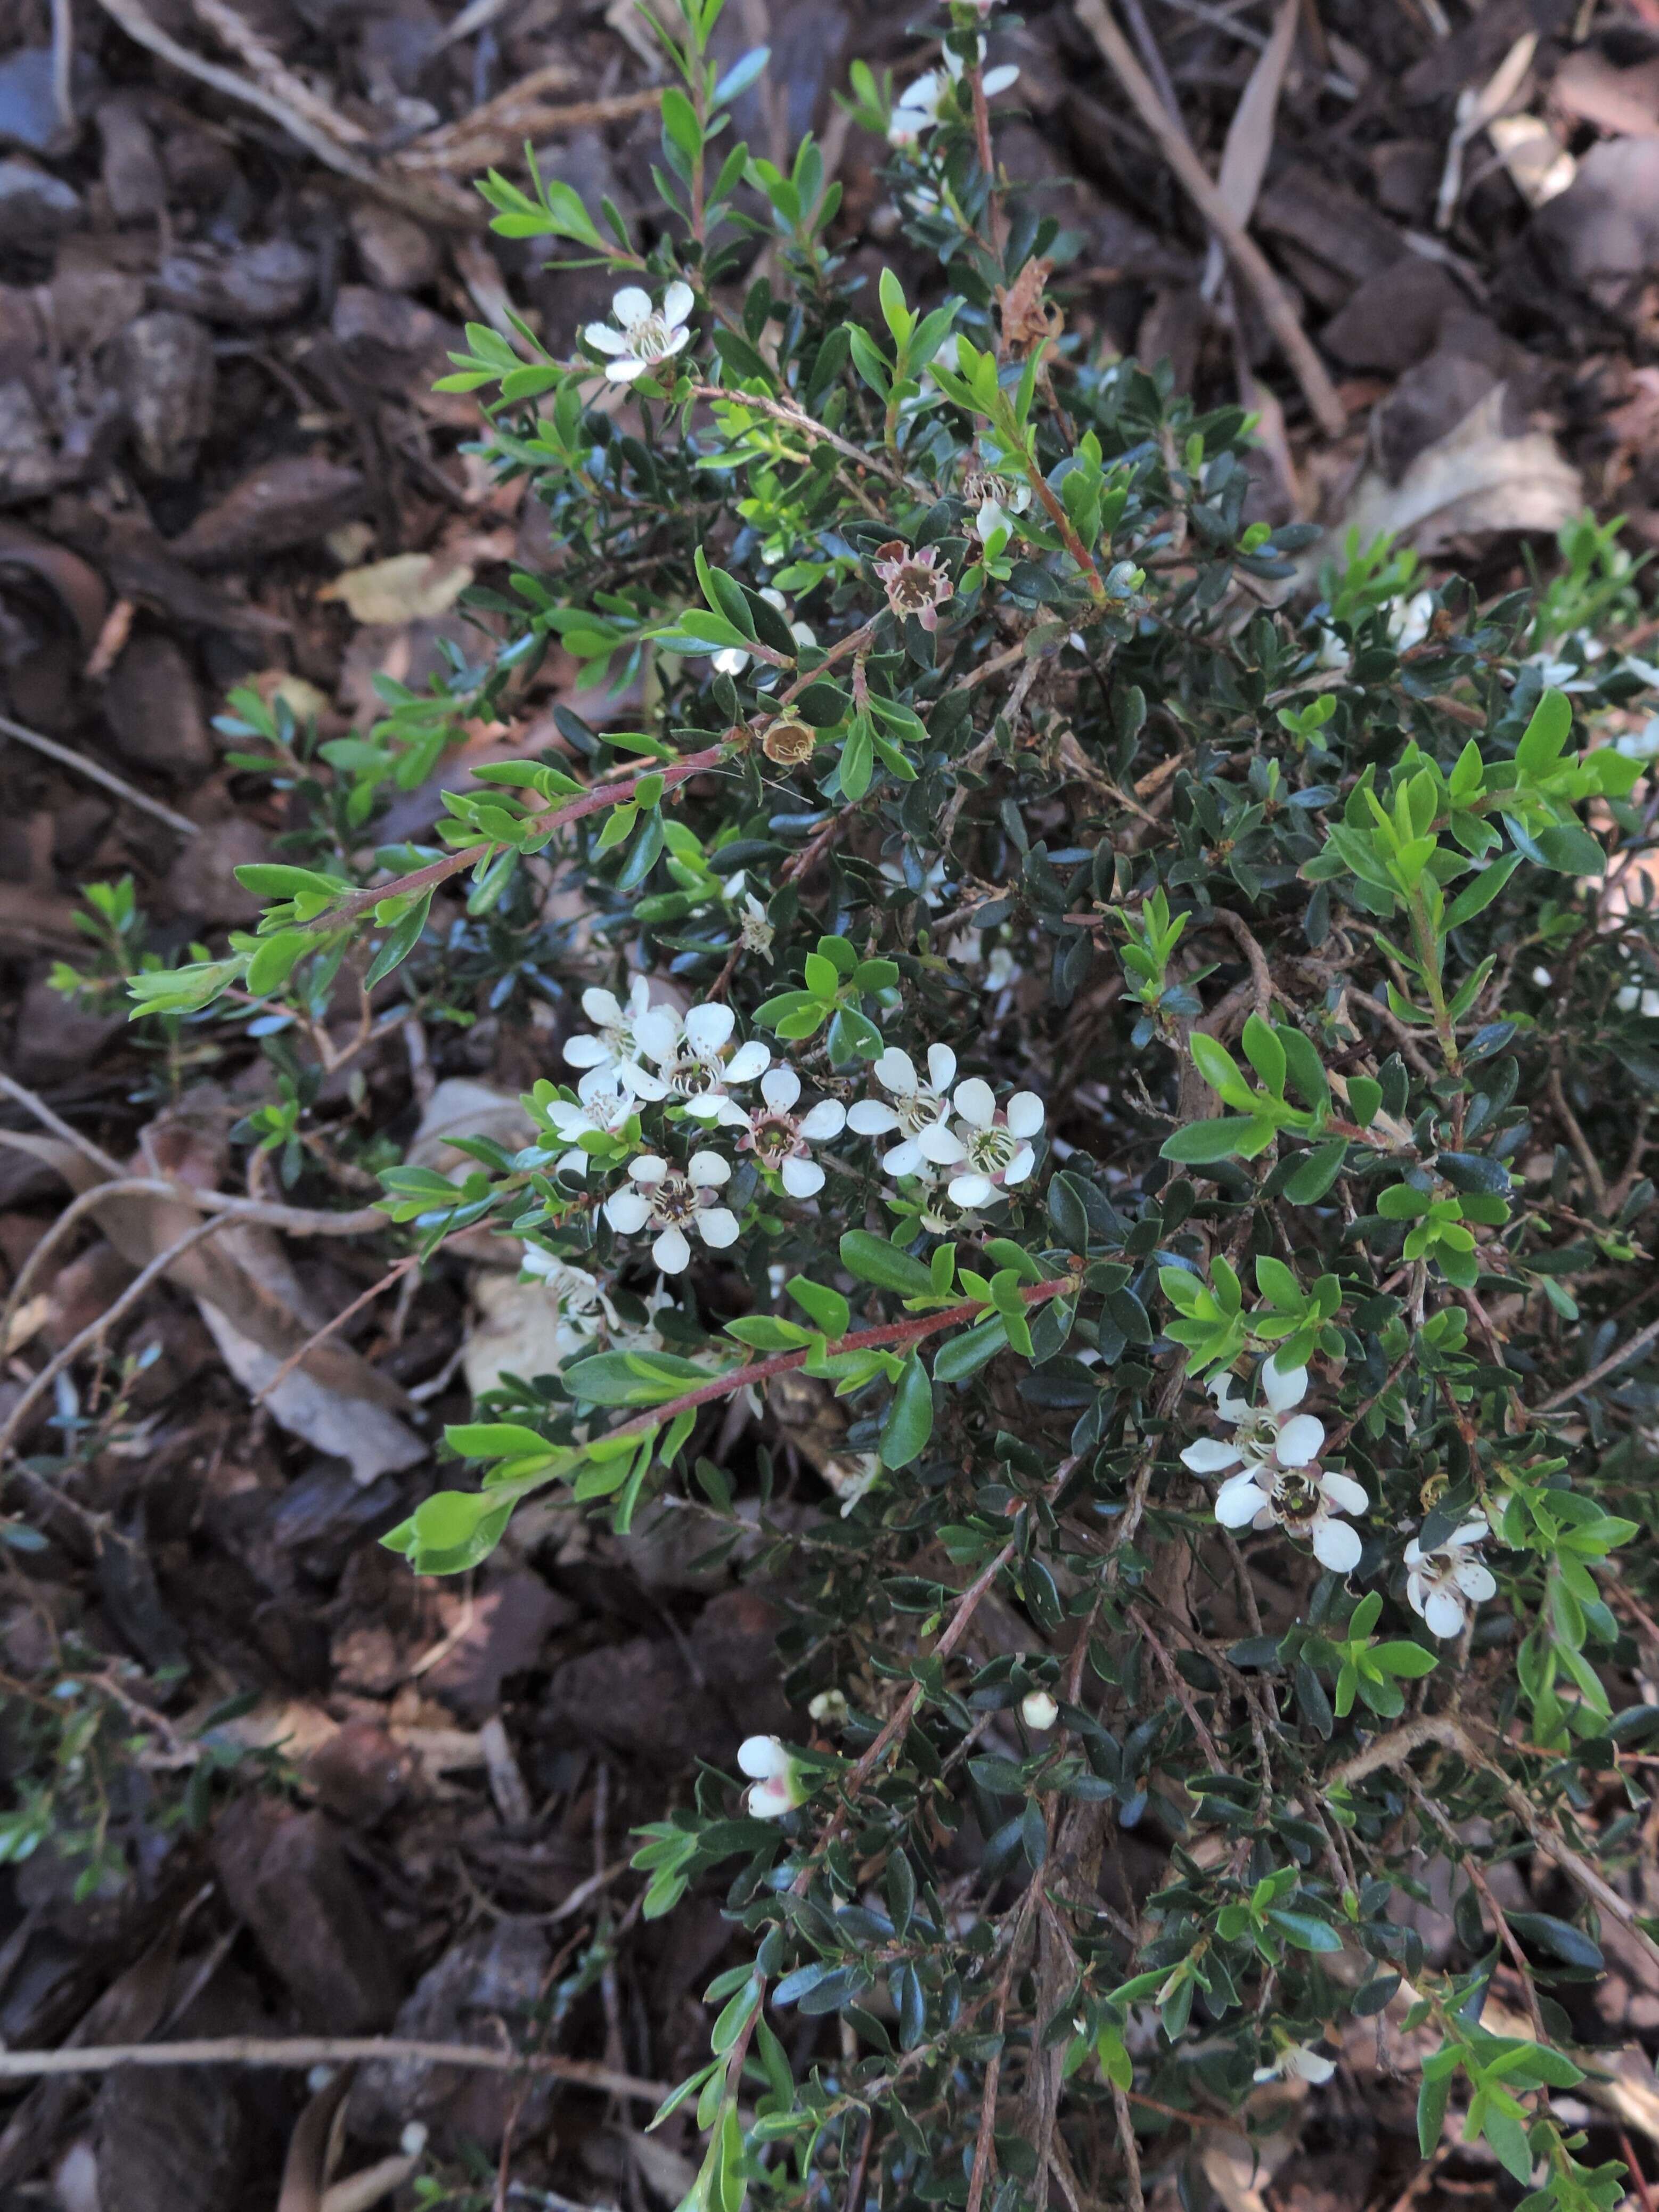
[1201,0,1298,301]
[995,257,1063,354]
[277,2071,350,2212]
[1324,382,1581,555]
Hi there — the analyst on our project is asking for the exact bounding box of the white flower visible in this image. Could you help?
[1021,1689,1059,1731]
[1313,627,1350,673]
[1615,716,1659,761]
[1254,2040,1336,2086]
[1214,1460,1369,1574]
[808,1688,849,1728]
[738,893,775,962]
[562,976,653,1082]
[537,1074,635,1176]
[583,281,695,383]
[712,588,816,677]
[1404,1520,1497,1640]
[1179,1357,1325,1477]
[1387,592,1435,652]
[625,1001,770,1125]
[738,1734,806,1818]
[603,1152,739,1275]
[924,1078,1044,1207]
[1616,984,1659,1017]
[888,45,1017,144]
[963,468,1032,549]
[737,1065,846,1198]
[848,1043,959,1176]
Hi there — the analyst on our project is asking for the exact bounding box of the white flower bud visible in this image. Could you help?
[1021,1689,1059,1731]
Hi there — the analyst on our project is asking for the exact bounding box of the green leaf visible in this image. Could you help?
[839,1230,936,1297]
[1284,1138,1348,1204]
[1240,1014,1286,1098]
[879,1350,935,1468]
[562,1349,717,1406]
[1161,1116,1261,1163]
[1264,1907,1343,1952]
[933,1316,1009,1382]
[446,1423,552,1460]
[1445,851,1522,929]
[1514,688,1572,777]
[787,1277,849,1339]
[1417,2068,1452,2158]
[1372,1640,1439,1677]
[1189,1032,1257,1111]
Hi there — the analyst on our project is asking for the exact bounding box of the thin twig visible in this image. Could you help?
[1071,0,1347,440]
[0,2037,669,2096]
[251,1253,420,1405]
[0,712,200,838]
[0,1214,236,1458]
[1534,1309,1659,1413]
[50,0,75,133]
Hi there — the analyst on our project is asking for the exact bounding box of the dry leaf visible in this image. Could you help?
[462,1269,565,1401]
[1488,113,1575,207]
[1325,382,1582,555]
[319,552,474,626]
[277,2072,351,2212]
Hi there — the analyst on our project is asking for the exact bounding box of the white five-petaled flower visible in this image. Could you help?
[712,587,816,677]
[737,1066,846,1198]
[624,1001,770,1125]
[888,45,1019,145]
[738,1734,806,1818]
[848,1044,959,1176]
[926,1078,1044,1209]
[1404,1520,1497,1640]
[537,1074,635,1176]
[603,1152,739,1275]
[738,893,775,962]
[1254,2040,1336,2086]
[1387,591,1435,652]
[1214,1459,1369,1574]
[563,976,653,1084]
[583,281,696,383]
[1180,1357,1325,1478]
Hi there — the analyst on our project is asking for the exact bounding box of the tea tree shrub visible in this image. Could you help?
[128,5,1659,2206]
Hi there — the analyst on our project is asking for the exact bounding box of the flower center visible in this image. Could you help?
[748,1113,796,1165]
[963,1123,1017,1176]
[890,565,936,611]
[895,1085,947,1136]
[1270,1470,1321,1530]
[659,1050,725,1099]
[649,1174,700,1226]
[623,311,675,360]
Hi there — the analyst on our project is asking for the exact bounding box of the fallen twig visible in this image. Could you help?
[0,2037,671,2099]
[0,712,200,838]
[1071,0,1347,440]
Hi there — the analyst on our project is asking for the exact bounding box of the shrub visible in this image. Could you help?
[126,4,1659,2206]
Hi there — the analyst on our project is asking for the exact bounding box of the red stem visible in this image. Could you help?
[612,1276,1074,1441]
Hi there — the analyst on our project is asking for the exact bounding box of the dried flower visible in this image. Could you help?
[583,282,695,383]
[873,540,954,632]
[762,716,817,766]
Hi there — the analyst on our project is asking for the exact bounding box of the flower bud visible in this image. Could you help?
[1021,1689,1059,1731]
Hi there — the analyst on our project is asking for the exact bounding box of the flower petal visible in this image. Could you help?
[604,1189,652,1234]
[563,1035,611,1068]
[652,1225,691,1274]
[848,1100,900,1135]
[684,1003,734,1055]
[737,1734,785,1780]
[981,63,1020,94]
[1181,1438,1244,1473]
[780,1156,824,1198]
[582,987,623,1024]
[611,285,653,327]
[630,1154,667,1185]
[661,324,692,358]
[927,1042,958,1091]
[688,1151,730,1186]
[882,1138,922,1177]
[762,1066,800,1113]
[1002,1144,1034,1187]
[1215,1476,1270,1528]
[1454,1561,1496,1601]
[1320,1471,1369,1517]
[661,280,694,330]
[633,1007,682,1063]
[1312,1517,1361,1573]
[725,1041,770,1083]
[1005,1091,1044,1138]
[953,1077,996,1129]
[606,357,649,382]
[583,322,628,355]
[798,1100,845,1140]
[1274,1414,1326,1468]
[1423,1586,1466,1640]
[948,1172,998,1208]
[1262,1357,1309,1413]
[917,1124,968,1164]
[696,1206,739,1248]
[875,1048,918,1096]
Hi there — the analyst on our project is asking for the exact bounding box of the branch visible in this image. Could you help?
[0,2037,669,2099]
[609,1277,1075,1443]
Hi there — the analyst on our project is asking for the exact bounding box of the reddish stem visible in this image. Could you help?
[611,1276,1074,1442]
